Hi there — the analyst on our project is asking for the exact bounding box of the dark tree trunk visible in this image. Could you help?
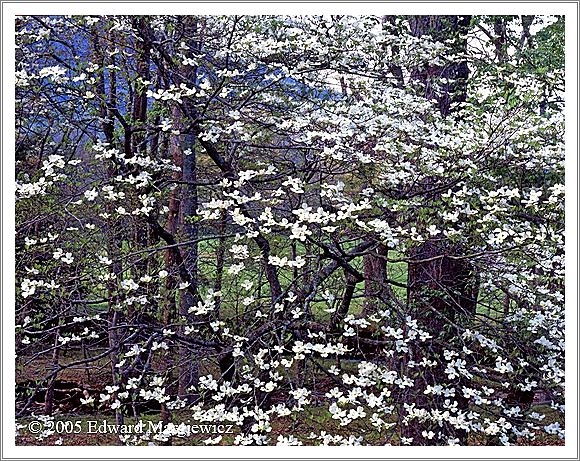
[409,15,470,116]
[44,330,60,415]
[362,244,391,317]
[159,121,183,425]
[492,16,508,63]
[176,17,201,399]
[92,26,125,436]
[178,130,201,398]
[402,15,479,446]
[131,17,152,288]
[332,271,358,330]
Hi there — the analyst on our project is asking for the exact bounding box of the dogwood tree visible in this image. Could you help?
[15,14,564,446]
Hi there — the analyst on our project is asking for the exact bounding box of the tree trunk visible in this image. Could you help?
[362,244,391,317]
[131,17,152,290]
[92,26,125,437]
[402,15,479,446]
[174,17,202,397]
[44,329,60,415]
[177,130,200,398]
